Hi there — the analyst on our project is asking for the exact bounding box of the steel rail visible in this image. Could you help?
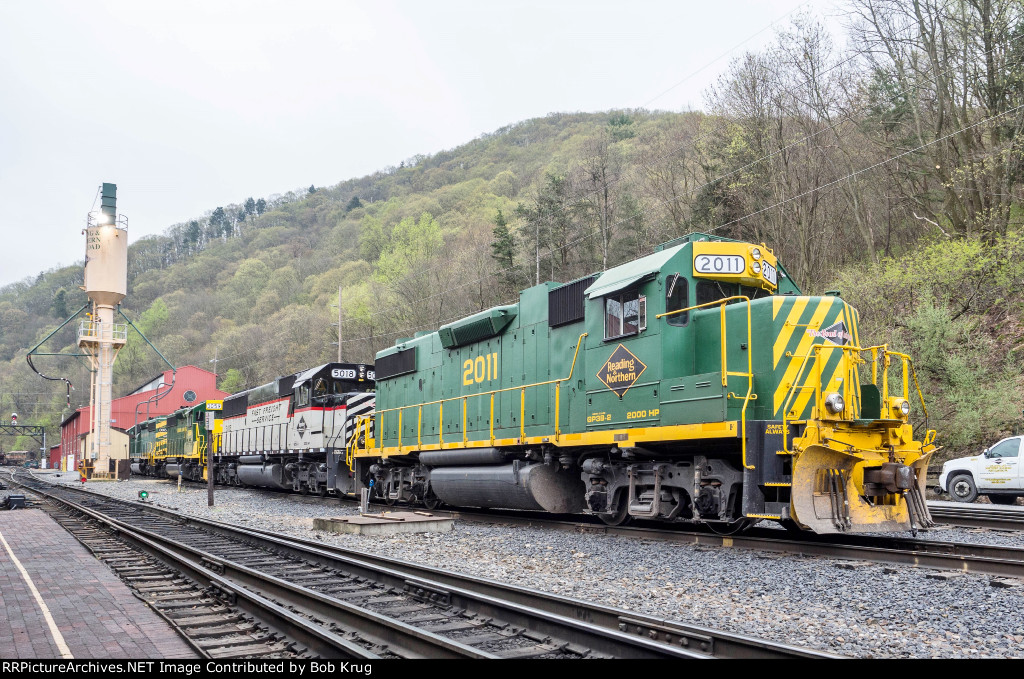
[436,508,1024,579]
[445,507,1024,579]
[6,477,378,659]
[22,473,838,658]
[183,514,839,659]
[927,501,1024,531]
[12,475,494,659]
[12,473,707,659]
[31,469,1024,580]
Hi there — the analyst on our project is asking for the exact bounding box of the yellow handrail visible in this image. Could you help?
[780,343,930,454]
[658,296,755,469]
[358,333,588,455]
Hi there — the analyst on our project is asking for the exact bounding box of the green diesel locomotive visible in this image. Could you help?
[351,233,936,534]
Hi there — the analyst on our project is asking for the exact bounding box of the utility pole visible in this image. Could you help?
[331,286,342,362]
[207,408,214,508]
[209,347,219,378]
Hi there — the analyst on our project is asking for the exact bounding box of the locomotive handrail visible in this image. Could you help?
[657,295,755,469]
[781,343,873,447]
[194,424,207,466]
[351,333,589,459]
[780,343,931,455]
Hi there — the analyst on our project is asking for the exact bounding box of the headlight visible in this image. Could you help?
[750,261,761,275]
[899,400,910,416]
[824,392,845,414]
[750,247,762,261]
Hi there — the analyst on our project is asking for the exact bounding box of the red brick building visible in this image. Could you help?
[56,365,230,471]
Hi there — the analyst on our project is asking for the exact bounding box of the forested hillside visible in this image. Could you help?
[1,1,1022,461]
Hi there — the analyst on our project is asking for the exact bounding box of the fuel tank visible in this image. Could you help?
[428,462,584,513]
[236,463,290,490]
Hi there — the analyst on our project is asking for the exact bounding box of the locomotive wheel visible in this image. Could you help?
[779,519,803,532]
[319,486,327,498]
[708,517,755,536]
[384,494,397,506]
[599,497,630,526]
[988,495,1017,505]
[300,485,309,496]
[948,474,978,503]
[422,491,441,510]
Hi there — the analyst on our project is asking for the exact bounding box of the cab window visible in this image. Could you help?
[696,280,770,307]
[696,280,736,306]
[604,290,646,340]
[665,274,689,326]
[988,438,1020,458]
[296,385,310,408]
[313,377,328,398]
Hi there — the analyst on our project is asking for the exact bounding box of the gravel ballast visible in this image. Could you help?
[31,471,1024,659]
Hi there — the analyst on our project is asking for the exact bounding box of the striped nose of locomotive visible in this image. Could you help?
[771,295,861,421]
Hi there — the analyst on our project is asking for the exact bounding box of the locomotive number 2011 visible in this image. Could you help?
[694,254,745,274]
[463,353,499,385]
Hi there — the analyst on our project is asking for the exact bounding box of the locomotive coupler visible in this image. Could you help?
[863,462,915,495]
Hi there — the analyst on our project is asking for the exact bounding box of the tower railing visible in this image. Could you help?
[77,320,128,345]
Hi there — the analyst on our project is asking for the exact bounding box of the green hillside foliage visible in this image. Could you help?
[1,2,1022,461]
[836,234,1024,463]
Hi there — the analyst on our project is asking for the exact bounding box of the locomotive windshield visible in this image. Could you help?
[695,280,771,306]
[332,379,369,394]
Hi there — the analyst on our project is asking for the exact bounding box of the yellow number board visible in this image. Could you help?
[692,241,778,290]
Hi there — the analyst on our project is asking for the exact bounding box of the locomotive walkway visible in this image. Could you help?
[0,507,197,659]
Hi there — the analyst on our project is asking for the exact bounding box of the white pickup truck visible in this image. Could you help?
[938,436,1022,504]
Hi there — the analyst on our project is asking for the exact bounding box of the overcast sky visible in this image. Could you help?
[0,0,842,288]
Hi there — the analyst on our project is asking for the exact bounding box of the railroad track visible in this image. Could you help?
[424,507,1024,581]
[41,510,308,659]
[50,471,1024,580]
[70,472,1024,582]
[2,484,371,659]
[9,471,833,659]
[926,500,1024,531]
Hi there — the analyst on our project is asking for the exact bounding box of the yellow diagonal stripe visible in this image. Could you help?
[791,346,846,418]
[773,297,809,368]
[773,298,837,415]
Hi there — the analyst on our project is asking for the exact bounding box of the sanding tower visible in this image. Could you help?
[78,183,128,475]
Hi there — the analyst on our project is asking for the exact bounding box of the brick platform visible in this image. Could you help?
[0,508,198,659]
